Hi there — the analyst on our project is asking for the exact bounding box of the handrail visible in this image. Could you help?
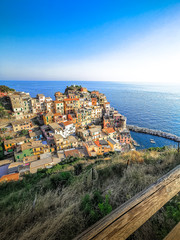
[74,165,180,240]
[163,222,180,240]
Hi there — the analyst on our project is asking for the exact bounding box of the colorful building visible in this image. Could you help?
[12,119,32,132]
[0,173,20,183]
[4,136,27,151]
[43,112,54,125]
[94,140,112,155]
[91,98,97,106]
[64,98,80,114]
[54,101,64,114]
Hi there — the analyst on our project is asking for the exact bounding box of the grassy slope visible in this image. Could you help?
[0,148,179,240]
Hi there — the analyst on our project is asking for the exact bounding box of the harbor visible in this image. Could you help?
[127,125,180,143]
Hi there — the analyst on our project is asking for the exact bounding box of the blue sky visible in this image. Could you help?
[0,0,180,83]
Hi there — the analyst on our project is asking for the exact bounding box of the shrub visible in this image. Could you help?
[80,190,112,226]
[50,172,73,189]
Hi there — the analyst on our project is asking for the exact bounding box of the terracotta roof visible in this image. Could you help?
[94,140,101,147]
[0,173,19,182]
[64,98,79,101]
[103,128,115,134]
[61,121,73,126]
[54,101,63,103]
[54,113,63,117]
[64,149,81,158]
[67,114,73,121]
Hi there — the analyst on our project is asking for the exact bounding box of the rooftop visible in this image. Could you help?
[64,148,81,158]
[103,128,115,134]
[4,136,26,145]
[30,157,53,168]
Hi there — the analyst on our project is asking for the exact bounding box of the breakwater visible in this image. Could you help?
[127,125,180,142]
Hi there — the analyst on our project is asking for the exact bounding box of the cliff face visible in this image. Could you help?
[0,147,179,240]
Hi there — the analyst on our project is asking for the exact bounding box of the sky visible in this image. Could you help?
[0,0,180,84]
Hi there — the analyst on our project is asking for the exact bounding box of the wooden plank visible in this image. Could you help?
[75,165,180,240]
[163,222,180,240]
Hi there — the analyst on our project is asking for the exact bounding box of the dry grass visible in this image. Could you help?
[0,148,179,240]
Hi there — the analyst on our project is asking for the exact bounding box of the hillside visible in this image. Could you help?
[0,147,179,240]
[0,85,15,93]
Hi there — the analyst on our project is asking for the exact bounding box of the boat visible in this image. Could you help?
[133,140,140,147]
[150,139,156,144]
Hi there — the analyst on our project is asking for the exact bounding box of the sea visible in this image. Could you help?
[1,80,180,149]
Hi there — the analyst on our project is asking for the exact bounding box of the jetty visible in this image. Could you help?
[127,125,180,142]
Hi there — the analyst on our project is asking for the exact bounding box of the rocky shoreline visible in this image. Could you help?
[127,125,180,142]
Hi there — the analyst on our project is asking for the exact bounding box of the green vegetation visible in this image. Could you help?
[81,190,112,226]
[0,102,10,119]
[0,138,4,160]
[0,148,179,240]
[0,85,15,93]
[64,84,82,94]
[5,136,13,140]
[19,129,29,136]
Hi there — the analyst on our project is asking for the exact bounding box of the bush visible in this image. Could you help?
[50,172,73,189]
[74,164,83,175]
[80,190,112,226]
[19,129,29,136]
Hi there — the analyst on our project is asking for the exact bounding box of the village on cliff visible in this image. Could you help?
[0,85,132,182]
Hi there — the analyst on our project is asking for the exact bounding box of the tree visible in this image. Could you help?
[20,129,29,136]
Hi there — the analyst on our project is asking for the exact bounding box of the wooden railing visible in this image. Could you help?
[75,165,180,240]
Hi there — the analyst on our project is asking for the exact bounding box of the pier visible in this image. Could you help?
[127,125,180,142]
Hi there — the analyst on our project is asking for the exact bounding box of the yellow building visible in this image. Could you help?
[53,134,70,150]
[43,112,54,125]
[4,136,26,151]
[32,141,44,155]
[12,119,32,132]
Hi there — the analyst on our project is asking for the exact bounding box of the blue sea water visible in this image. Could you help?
[1,80,180,149]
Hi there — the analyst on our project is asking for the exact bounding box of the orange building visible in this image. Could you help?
[91,98,97,106]
[102,127,116,138]
[91,91,99,96]
[103,118,112,128]
[118,132,131,144]
[94,140,112,155]
[80,87,88,93]
[0,173,19,183]
[64,98,80,114]
[0,92,7,98]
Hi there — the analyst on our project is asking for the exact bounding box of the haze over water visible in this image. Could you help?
[1,80,179,149]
